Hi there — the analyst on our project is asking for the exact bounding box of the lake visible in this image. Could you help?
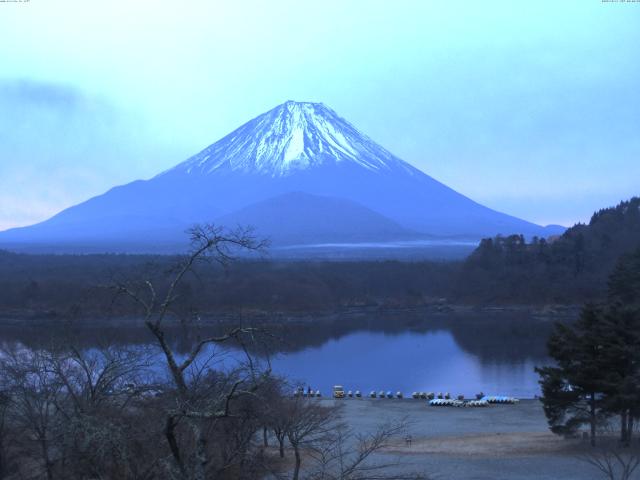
[0,310,563,398]
[268,329,544,398]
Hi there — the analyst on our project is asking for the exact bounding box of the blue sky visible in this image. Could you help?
[1,0,639,230]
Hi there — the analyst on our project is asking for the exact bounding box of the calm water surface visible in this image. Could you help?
[1,312,558,398]
[268,329,545,398]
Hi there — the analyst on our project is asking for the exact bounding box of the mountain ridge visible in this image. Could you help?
[0,100,565,254]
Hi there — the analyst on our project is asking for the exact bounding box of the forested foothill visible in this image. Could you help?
[459,197,640,304]
[0,198,638,322]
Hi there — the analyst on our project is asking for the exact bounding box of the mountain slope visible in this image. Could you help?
[0,100,563,252]
[216,192,418,245]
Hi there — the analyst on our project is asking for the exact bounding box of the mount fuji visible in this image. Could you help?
[0,101,563,253]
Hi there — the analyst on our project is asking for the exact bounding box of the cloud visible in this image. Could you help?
[0,79,141,230]
[0,77,194,231]
[0,78,84,112]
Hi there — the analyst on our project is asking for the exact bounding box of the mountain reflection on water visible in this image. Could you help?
[0,310,563,398]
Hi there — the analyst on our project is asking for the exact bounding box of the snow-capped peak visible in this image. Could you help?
[163,101,418,177]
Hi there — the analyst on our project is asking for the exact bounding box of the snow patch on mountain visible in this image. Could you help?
[162,101,420,178]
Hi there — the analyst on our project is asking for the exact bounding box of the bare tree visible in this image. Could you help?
[0,343,159,480]
[581,448,640,480]
[307,421,427,480]
[260,378,291,459]
[579,422,640,480]
[0,389,11,478]
[271,411,289,460]
[49,345,151,413]
[283,397,338,480]
[49,345,159,480]
[0,348,63,480]
[113,224,270,480]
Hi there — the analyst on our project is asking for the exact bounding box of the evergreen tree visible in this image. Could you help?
[538,248,640,446]
[598,307,640,445]
[600,248,640,445]
[536,305,609,446]
[608,247,640,308]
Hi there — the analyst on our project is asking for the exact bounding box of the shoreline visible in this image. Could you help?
[324,398,621,480]
[0,303,581,328]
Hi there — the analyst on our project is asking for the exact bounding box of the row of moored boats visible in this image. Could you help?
[294,386,519,406]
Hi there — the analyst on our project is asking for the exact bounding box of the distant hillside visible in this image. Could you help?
[457,197,640,303]
[215,192,418,245]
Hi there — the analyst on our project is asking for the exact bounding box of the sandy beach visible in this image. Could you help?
[319,398,618,480]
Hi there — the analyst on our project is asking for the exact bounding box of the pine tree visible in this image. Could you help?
[536,305,609,446]
[600,249,640,445]
[538,249,640,446]
[608,247,640,308]
[598,307,640,445]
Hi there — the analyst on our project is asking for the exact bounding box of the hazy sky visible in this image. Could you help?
[1,0,639,230]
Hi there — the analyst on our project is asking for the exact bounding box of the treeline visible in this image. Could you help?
[537,247,640,450]
[0,252,457,318]
[457,197,640,303]
[1,197,639,317]
[0,345,416,480]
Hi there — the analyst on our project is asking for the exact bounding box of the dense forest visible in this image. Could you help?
[0,197,638,320]
[0,253,457,319]
[458,197,640,303]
